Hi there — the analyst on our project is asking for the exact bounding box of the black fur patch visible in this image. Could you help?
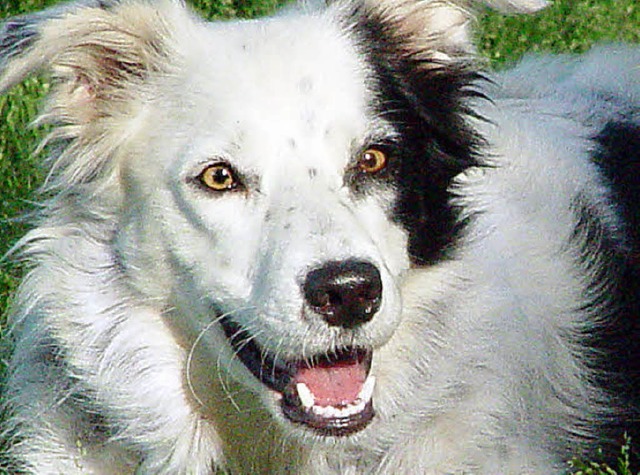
[348,5,485,266]
[593,121,640,252]
[582,121,640,459]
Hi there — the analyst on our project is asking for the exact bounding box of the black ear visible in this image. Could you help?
[0,0,189,187]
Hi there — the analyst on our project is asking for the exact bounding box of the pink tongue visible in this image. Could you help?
[295,359,366,407]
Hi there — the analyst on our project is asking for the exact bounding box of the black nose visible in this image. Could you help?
[302,260,383,328]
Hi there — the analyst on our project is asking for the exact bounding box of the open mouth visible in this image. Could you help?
[220,318,375,436]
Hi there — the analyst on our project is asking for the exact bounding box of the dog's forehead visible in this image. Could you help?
[195,13,365,103]
[173,12,370,172]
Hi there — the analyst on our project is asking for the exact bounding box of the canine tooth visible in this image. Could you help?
[296,383,315,409]
[358,375,376,404]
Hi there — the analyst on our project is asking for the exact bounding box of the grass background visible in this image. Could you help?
[0,0,638,473]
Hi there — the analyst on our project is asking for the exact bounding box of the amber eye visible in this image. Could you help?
[358,148,387,174]
[199,163,238,191]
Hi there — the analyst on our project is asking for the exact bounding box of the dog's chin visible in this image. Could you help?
[220,318,376,437]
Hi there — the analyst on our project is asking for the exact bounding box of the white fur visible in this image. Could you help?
[0,0,638,473]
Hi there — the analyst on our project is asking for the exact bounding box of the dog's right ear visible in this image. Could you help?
[0,0,187,186]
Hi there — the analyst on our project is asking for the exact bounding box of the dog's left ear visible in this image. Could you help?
[0,0,188,186]
[360,0,547,62]
[480,0,548,13]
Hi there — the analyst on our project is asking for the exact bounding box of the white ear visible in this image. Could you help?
[478,0,549,13]
[361,0,548,62]
[0,0,188,188]
[0,0,180,119]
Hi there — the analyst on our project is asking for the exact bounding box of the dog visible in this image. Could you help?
[0,0,638,473]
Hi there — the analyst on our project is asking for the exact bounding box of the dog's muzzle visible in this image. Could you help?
[220,259,382,436]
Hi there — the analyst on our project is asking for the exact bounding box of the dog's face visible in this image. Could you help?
[0,0,544,440]
[118,13,411,437]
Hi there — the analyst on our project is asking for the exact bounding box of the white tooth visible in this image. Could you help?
[313,404,336,418]
[296,383,315,409]
[343,400,365,417]
[358,375,376,404]
[312,399,368,419]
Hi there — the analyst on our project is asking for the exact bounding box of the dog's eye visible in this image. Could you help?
[199,163,239,191]
[358,148,387,174]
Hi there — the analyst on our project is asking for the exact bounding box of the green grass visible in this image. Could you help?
[0,1,638,473]
[569,434,637,475]
[478,0,640,65]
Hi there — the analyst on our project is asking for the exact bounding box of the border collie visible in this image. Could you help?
[0,0,638,473]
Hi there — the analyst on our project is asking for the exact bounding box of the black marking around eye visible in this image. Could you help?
[348,5,486,266]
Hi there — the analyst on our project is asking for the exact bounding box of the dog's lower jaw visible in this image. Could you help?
[281,377,376,436]
[184,347,378,474]
[219,317,377,436]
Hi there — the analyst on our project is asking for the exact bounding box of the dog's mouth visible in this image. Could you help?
[220,319,375,436]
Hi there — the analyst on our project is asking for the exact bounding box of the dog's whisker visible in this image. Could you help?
[185,306,255,410]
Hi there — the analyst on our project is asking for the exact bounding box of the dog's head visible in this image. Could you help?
[0,0,544,439]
